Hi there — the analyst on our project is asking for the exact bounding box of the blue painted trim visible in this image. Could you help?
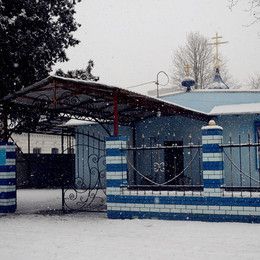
[107,195,260,207]
[202,129,223,136]
[203,179,224,188]
[0,178,16,185]
[106,164,127,172]
[203,161,224,171]
[0,205,16,213]
[106,136,128,141]
[106,149,126,157]
[6,152,16,159]
[0,149,6,165]
[107,179,127,187]
[0,165,16,172]
[0,191,16,199]
[202,144,223,153]
[107,210,260,223]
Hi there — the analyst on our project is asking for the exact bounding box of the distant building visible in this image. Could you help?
[77,66,260,188]
[12,132,74,154]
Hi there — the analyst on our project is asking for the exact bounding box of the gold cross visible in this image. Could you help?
[208,33,228,69]
[184,64,192,76]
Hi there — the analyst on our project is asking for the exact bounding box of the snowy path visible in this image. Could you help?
[0,190,260,260]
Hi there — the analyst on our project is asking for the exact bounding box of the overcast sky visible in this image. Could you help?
[54,0,260,93]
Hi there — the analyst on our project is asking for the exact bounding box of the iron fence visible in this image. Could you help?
[124,134,260,192]
[62,131,107,212]
[126,138,203,191]
[221,134,260,192]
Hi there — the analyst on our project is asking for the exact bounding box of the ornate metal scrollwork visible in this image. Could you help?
[63,139,106,212]
[6,93,58,135]
[59,91,81,107]
[153,162,165,173]
[63,179,106,211]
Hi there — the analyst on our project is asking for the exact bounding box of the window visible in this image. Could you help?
[33,147,41,154]
[51,148,59,154]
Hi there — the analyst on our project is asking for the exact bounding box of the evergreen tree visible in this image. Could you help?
[0,0,81,98]
[56,60,100,81]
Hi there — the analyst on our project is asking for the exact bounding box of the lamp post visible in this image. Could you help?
[156,71,169,98]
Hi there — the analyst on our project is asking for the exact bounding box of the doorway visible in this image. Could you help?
[164,141,184,185]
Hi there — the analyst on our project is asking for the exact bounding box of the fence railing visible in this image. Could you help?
[125,141,203,191]
[123,135,260,192]
[220,135,260,192]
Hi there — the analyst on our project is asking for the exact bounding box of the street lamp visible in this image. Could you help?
[155,71,169,98]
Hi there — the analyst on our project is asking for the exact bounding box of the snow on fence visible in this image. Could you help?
[106,121,260,223]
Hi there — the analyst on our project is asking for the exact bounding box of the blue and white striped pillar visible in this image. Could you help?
[202,120,224,197]
[0,142,16,213]
[106,136,128,196]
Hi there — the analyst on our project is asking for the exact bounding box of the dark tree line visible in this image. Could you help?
[0,0,81,98]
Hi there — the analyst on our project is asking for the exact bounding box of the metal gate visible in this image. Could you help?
[16,153,75,188]
[62,132,107,212]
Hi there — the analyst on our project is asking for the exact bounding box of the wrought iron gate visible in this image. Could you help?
[62,132,107,212]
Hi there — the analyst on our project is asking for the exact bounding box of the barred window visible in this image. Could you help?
[33,147,41,154]
[51,148,59,154]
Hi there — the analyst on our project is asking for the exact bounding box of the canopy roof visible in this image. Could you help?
[2,76,209,135]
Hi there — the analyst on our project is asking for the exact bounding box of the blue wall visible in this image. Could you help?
[75,124,133,188]
[133,115,206,185]
[75,112,260,188]
[217,114,260,187]
[133,113,260,187]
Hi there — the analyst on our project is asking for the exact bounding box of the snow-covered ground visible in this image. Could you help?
[1,189,260,260]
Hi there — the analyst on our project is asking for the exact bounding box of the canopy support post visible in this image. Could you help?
[113,92,119,136]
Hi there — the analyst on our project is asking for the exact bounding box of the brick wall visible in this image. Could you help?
[106,122,260,223]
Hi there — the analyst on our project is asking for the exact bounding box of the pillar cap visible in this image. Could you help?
[208,120,216,126]
[201,120,223,130]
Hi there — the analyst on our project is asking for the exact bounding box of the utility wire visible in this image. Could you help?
[127,81,155,89]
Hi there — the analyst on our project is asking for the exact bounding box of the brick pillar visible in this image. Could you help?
[202,120,224,197]
[0,142,16,213]
[106,136,128,195]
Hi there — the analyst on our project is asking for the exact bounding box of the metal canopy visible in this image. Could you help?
[3,76,209,135]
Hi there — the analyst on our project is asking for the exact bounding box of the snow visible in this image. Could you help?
[208,81,228,89]
[1,189,260,260]
[210,103,260,115]
[64,118,98,126]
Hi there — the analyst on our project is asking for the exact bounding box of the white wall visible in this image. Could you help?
[12,133,75,154]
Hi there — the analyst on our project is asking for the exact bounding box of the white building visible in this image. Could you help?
[12,132,74,154]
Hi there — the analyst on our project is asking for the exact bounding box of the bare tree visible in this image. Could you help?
[171,32,231,89]
[229,0,260,26]
[249,73,260,88]
[172,32,213,89]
